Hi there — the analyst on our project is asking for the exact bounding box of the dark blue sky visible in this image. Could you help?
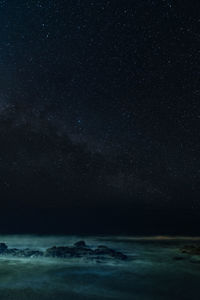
[0,0,199,233]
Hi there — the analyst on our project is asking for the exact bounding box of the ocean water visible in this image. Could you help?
[0,235,199,299]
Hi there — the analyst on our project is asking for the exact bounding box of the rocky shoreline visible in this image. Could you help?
[0,241,127,260]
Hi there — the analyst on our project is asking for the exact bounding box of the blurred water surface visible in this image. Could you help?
[0,235,199,300]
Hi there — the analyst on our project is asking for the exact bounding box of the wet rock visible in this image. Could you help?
[18,249,43,257]
[72,247,93,256]
[0,241,127,261]
[45,245,93,258]
[173,256,185,261]
[113,252,127,260]
[94,245,127,260]
[45,243,127,260]
[97,245,110,250]
[180,245,200,255]
[45,246,75,258]
[5,248,20,256]
[5,248,43,257]
[74,241,87,248]
[190,258,200,264]
[0,243,8,253]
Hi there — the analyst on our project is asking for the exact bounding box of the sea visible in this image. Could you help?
[0,235,199,300]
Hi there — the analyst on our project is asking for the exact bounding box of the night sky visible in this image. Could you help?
[0,0,199,234]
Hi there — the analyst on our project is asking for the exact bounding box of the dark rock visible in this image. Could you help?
[74,241,87,248]
[173,256,185,261]
[45,243,127,260]
[180,245,200,255]
[97,245,110,250]
[19,249,43,257]
[113,252,127,260]
[94,247,113,255]
[5,248,20,256]
[72,247,93,256]
[0,243,8,253]
[190,259,200,264]
[45,246,75,258]
[4,248,43,257]
[94,246,127,260]
[45,245,93,258]
[0,241,127,261]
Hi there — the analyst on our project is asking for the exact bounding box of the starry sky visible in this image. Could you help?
[0,0,199,234]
